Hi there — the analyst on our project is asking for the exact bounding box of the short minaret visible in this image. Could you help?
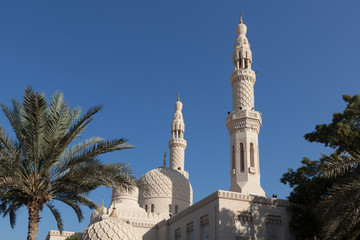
[225,16,265,196]
[169,94,188,178]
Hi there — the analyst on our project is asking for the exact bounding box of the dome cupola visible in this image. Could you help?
[233,15,252,70]
[90,198,107,224]
[82,215,141,240]
[139,167,192,215]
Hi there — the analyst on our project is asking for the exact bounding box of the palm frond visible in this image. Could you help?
[48,105,102,165]
[319,173,360,239]
[54,198,84,222]
[1,101,24,145]
[46,202,63,233]
[0,87,137,240]
[63,139,132,169]
[320,153,359,178]
[54,194,97,222]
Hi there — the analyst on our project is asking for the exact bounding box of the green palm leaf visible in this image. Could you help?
[0,87,136,240]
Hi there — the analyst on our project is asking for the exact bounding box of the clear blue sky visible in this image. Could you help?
[0,1,359,239]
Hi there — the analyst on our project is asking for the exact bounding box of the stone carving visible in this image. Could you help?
[232,81,254,110]
[139,167,192,203]
[170,146,185,170]
[82,216,141,240]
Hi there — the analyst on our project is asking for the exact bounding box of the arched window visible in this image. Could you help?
[240,143,245,172]
[151,204,154,213]
[175,205,178,214]
[169,204,172,213]
[250,143,255,168]
[232,145,235,170]
[145,205,148,212]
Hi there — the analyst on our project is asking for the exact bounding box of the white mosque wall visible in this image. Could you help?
[150,190,294,240]
[45,230,80,240]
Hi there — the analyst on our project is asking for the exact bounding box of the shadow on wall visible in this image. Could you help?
[170,169,192,216]
[219,199,282,240]
[142,226,158,240]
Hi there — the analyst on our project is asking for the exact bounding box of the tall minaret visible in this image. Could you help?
[169,94,188,178]
[225,16,265,196]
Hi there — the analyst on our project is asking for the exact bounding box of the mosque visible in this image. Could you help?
[46,18,295,240]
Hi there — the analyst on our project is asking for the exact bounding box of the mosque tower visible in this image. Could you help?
[226,16,265,196]
[169,93,188,178]
[138,95,192,215]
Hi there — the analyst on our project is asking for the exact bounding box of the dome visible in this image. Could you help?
[175,100,183,112]
[139,167,192,203]
[236,22,247,36]
[82,216,141,240]
[90,206,107,224]
[113,186,139,203]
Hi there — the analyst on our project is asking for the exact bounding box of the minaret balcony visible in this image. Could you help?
[168,138,187,148]
[226,110,262,123]
[230,70,256,86]
[226,110,262,133]
[230,68,255,78]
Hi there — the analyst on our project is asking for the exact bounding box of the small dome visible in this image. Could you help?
[175,100,183,111]
[90,206,107,224]
[82,216,141,240]
[139,167,192,203]
[114,186,139,203]
[236,22,247,36]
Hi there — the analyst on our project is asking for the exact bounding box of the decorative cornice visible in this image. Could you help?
[230,70,256,86]
[226,111,261,134]
[168,138,187,148]
[129,220,157,228]
[217,190,289,206]
[160,190,289,226]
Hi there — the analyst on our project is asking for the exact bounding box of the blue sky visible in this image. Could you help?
[0,0,359,239]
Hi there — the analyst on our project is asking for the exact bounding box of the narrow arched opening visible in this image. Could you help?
[240,143,245,172]
[250,143,255,168]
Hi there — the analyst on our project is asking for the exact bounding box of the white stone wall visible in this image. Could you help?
[154,190,294,240]
[45,231,80,240]
[217,191,293,240]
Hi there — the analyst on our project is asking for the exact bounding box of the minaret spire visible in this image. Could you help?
[169,95,188,178]
[163,151,167,167]
[109,191,118,218]
[226,19,265,196]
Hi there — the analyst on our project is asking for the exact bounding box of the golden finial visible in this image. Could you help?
[110,192,118,218]
[110,206,118,217]
[177,92,180,101]
[163,152,167,167]
[240,13,243,24]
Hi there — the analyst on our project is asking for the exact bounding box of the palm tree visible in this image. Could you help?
[318,99,360,240]
[318,151,360,240]
[0,87,136,240]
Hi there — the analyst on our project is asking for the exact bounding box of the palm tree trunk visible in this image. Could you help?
[27,202,40,240]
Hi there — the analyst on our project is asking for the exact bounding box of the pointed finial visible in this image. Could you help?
[102,195,104,207]
[177,92,180,101]
[110,192,118,218]
[163,152,167,167]
[126,164,129,178]
[240,13,243,24]
[110,205,118,218]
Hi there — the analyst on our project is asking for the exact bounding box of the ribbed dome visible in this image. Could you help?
[139,167,192,203]
[82,216,141,240]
